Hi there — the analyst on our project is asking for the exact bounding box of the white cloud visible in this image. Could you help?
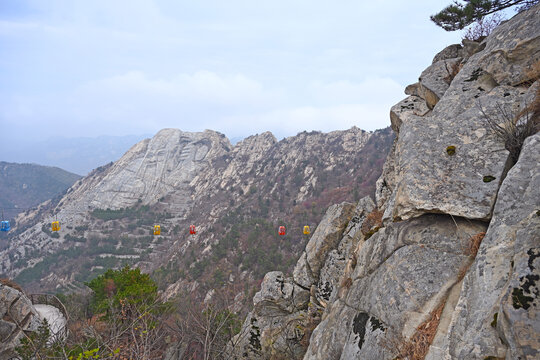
[1,70,403,140]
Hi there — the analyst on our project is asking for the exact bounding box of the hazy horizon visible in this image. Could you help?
[0,0,476,172]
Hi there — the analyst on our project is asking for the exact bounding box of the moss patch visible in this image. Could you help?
[352,312,370,350]
[512,287,534,310]
[483,175,496,183]
[446,145,456,156]
[249,317,262,351]
[370,317,386,332]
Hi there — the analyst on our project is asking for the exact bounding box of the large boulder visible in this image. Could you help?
[317,197,375,305]
[304,215,487,359]
[436,133,540,360]
[382,4,540,222]
[293,203,356,288]
[0,284,41,360]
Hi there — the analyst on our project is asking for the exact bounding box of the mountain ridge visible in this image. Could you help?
[1,126,394,300]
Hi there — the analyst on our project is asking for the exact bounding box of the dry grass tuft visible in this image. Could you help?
[340,277,353,289]
[0,278,24,293]
[464,232,486,258]
[395,300,446,360]
[361,209,383,237]
[443,61,463,85]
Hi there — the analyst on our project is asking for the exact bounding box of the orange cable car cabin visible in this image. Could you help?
[278,226,286,236]
[51,221,61,232]
[153,225,161,235]
[189,225,197,235]
[303,225,310,235]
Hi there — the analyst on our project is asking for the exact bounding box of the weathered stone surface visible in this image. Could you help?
[389,95,430,133]
[383,6,540,223]
[478,5,540,86]
[418,57,462,109]
[432,43,464,63]
[461,38,486,58]
[317,197,375,305]
[293,203,356,288]
[440,134,540,360]
[252,271,309,316]
[0,284,40,360]
[63,128,232,211]
[305,214,487,359]
[375,138,397,213]
[404,82,421,97]
[303,300,357,360]
[236,6,540,360]
[388,82,527,221]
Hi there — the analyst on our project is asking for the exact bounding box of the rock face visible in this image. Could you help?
[232,201,361,359]
[439,133,540,360]
[380,5,540,223]
[238,5,540,360]
[0,284,40,360]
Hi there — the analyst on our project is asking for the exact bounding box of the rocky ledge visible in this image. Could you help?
[233,4,540,360]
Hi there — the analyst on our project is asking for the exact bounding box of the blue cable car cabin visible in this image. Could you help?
[0,220,10,232]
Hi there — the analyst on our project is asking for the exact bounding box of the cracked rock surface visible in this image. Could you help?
[237,5,540,359]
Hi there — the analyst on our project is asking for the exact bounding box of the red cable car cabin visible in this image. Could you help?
[278,226,286,236]
[189,225,197,235]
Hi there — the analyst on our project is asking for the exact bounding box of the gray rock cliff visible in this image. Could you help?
[0,283,41,360]
[236,5,540,359]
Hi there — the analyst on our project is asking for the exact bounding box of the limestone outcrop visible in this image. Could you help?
[237,5,540,359]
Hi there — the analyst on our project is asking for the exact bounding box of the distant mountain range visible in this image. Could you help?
[1,134,151,175]
[1,127,394,297]
[0,162,81,219]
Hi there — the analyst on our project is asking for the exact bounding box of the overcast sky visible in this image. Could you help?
[0,0,465,145]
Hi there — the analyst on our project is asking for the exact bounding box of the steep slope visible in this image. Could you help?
[232,5,539,360]
[0,127,393,300]
[0,162,81,219]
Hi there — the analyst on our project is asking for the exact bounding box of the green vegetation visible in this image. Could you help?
[0,161,81,219]
[86,266,159,315]
[91,205,151,220]
[14,236,139,284]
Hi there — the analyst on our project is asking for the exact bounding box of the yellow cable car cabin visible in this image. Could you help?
[51,221,60,232]
[303,225,310,235]
[154,225,161,235]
